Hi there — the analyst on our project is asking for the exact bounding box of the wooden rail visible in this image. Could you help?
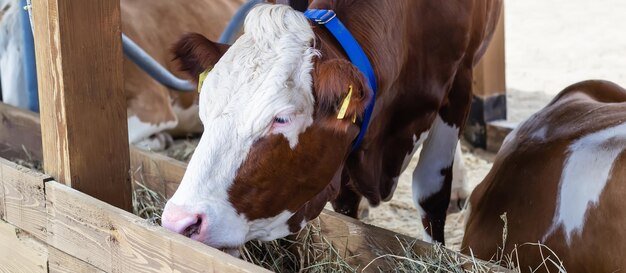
[0,102,509,272]
[0,158,268,273]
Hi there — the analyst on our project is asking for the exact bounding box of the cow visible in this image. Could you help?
[0,0,244,150]
[161,0,502,253]
[462,80,626,272]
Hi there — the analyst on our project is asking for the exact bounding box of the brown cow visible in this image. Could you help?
[161,0,502,252]
[463,80,626,272]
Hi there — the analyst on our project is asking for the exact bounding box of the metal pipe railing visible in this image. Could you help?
[218,0,264,44]
[20,0,263,109]
[121,33,196,92]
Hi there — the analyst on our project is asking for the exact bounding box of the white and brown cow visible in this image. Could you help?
[463,80,626,272]
[161,0,502,252]
[0,0,244,150]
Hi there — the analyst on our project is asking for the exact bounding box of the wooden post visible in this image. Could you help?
[31,0,132,211]
[465,5,507,148]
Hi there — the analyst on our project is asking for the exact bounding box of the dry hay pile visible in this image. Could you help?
[130,176,537,273]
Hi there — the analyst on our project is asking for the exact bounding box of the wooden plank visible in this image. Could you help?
[32,0,132,211]
[0,103,504,271]
[316,210,433,270]
[48,247,106,273]
[0,157,50,241]
[130,148,186,198]
[472,4,506,98]
[0,162,4,220]
[0,220,48,273]
[466,4,507,149]
[0,103,42,162]
[486,120,518,153]
[45,181,269,273]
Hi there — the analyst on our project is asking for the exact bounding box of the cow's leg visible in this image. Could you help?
[412,67,472,244]
[449,143,469,213]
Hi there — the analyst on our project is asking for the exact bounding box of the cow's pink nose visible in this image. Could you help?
[161,204,208,240]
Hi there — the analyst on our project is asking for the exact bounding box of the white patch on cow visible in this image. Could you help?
[384,131,430,202]
[412,115,459,205]
[531,125,548,141]
[357,198,370,219]
[417,206,434,243]
[463,201,472,229]
[127,115,177,150]
[543,122,626,244]
[450,144,469,206]
[0,2,28,108]
[165,5,317,248]
[247,210,294,241]
[401,131,429,171]
[421,229,434,244]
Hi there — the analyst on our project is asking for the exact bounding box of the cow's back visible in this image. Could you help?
[463,80,626,272]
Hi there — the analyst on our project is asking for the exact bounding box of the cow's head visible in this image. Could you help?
[161,4,371,251]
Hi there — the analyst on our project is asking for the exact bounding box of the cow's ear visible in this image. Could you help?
[172,33,229,82]
[314,59,372,131]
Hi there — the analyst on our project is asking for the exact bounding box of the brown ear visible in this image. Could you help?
[314,59,371,130]
[172,33,229,82]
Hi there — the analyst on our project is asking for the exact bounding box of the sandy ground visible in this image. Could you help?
[163,0,626,252]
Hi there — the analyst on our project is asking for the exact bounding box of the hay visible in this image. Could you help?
[11,145,44,172]
[136,144,566,273]
[159,138,199,163]
[130,181,529,273]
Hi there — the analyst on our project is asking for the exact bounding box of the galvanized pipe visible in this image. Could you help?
[120,0,262,92]
[121,33,196,92]
[218,0,264,44]
[21,0,259,105]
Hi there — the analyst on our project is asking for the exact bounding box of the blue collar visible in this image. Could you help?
[304,9,377,151]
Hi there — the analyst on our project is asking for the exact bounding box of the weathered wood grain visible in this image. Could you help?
[0,157,49,241]
[45,181,269,273]
[48,246,106,273]
[0,161,4,220]
[32,0,132,211]
[0,220,48,273]
[130,148,186,198]
[472,3,506,98]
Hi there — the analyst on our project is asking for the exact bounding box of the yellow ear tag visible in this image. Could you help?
[197,67,212,93]
[337,85,353,120]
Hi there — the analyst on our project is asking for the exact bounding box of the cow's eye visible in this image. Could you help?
[274,116,291,125]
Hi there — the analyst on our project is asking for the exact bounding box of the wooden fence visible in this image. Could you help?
[0,157,267,273]
[0,102,509,272]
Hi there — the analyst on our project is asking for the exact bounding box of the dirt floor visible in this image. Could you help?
[162,0,626,252]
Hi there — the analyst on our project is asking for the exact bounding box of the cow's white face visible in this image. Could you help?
[162,4,371,251]
[164,4,317,250]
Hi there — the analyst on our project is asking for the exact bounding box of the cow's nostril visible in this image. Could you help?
[182,216,202,238]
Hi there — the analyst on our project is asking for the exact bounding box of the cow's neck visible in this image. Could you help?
[313,1,401,98]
